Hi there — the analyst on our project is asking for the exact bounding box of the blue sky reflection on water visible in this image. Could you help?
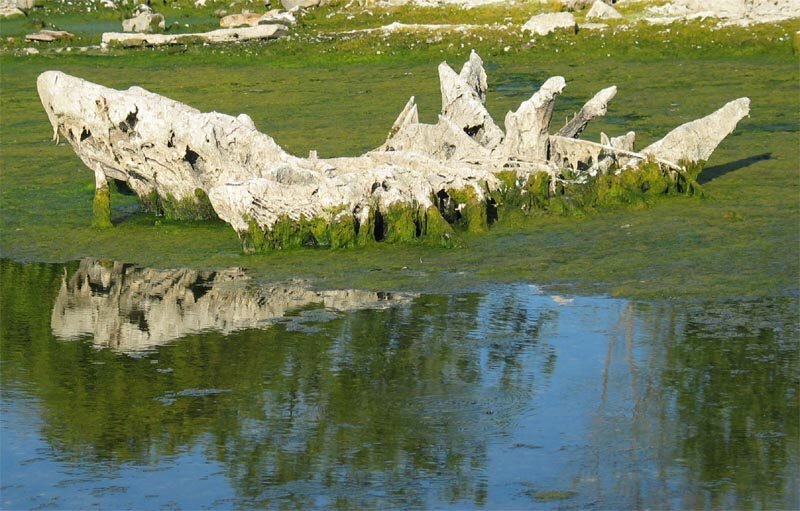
[0,259,797,510]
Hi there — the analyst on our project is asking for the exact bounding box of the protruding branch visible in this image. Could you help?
[384,96,418,143]
[458,49,488,104]
[641,97,750,163]
[556,85,617,139]
[438,62,504,149]
[550,134,683,171]
[495,76,566,161]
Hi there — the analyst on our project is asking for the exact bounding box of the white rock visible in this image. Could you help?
[220,9,296,28]
[580,22,610,30]
[122,11,166,33]
[103,24,288,46]
[522,12,577,37]
[281,0,319,9]
[338,21,482,35]
[586,0,622,19]
[539,0,592,9]
[0,5,24,17]
[14,0,41,8]
[646,0,800,26]
[25,30,74,42]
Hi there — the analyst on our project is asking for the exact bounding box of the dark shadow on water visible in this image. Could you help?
[699,153,772,184]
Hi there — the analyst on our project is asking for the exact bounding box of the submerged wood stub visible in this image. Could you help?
[37,52,750,251]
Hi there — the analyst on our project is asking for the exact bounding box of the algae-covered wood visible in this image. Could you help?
[37,52,749,251]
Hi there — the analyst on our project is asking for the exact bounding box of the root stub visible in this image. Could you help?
[37,52,748,251]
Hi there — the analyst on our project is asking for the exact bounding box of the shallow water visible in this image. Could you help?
[1,259,797,510]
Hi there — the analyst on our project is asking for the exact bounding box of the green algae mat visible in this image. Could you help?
[1,23,798,300]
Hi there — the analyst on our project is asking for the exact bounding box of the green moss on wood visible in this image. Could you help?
[137,188,218,221]
[92,182,112,228]
[493,159,706,222]
[447,186,489,234]
[356,207,377,246]
[236,160,706,252]
[592,160,705,208]
[240,215,267,254]
[241,208,360,252]
[421,206,456,247]
[384,203,419,243]
[327,213,358,248]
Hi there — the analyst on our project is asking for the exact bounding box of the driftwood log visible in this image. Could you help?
[37,52,750,251]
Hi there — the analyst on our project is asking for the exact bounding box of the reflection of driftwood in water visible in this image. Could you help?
[50,258,413,353]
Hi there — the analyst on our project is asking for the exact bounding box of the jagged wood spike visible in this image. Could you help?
[438,61,504,149]
[458,49,488,105]
[384,96,418,144]
[640,98,751,163]
[556,85,617,139]
[495,76,566,161]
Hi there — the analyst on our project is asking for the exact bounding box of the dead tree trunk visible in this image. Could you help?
[37,51,750,251]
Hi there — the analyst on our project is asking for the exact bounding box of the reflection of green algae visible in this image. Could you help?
[532,490,577,501]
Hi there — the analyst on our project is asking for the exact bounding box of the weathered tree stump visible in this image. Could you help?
[37,51,750,251]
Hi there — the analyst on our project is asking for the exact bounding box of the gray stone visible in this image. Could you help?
[122,11,166,33]
[586,0,622,19]
[280,0,319,9]
[522,12,577,36]
[25,30,74,42]
[103,24,288,46]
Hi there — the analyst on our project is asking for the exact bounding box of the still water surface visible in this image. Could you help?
[1,259,797,510]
